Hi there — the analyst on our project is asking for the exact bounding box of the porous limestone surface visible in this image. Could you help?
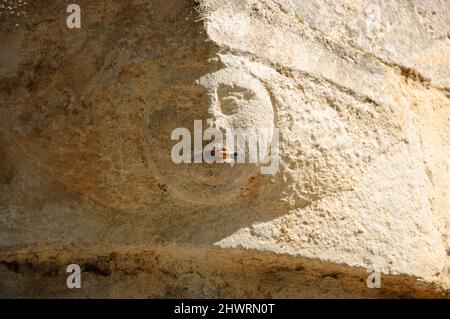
[0,0,449,297]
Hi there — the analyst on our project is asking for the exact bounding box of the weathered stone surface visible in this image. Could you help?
[0,0,449,297]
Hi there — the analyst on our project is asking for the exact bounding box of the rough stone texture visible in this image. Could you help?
[0,0,449,298]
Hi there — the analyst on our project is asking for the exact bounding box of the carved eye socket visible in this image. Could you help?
[218,85,256,115]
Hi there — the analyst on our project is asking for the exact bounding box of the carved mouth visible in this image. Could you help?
[210,146,238,161]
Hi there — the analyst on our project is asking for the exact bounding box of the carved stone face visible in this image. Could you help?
[147,67,275,204]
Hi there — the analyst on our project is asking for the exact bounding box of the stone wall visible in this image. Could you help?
[0,0,449,298]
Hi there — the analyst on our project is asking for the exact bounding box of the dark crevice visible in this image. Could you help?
[82,262,112,277]
[0,261,19,273]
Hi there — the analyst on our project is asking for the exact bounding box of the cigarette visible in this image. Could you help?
[211,147,237,160]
